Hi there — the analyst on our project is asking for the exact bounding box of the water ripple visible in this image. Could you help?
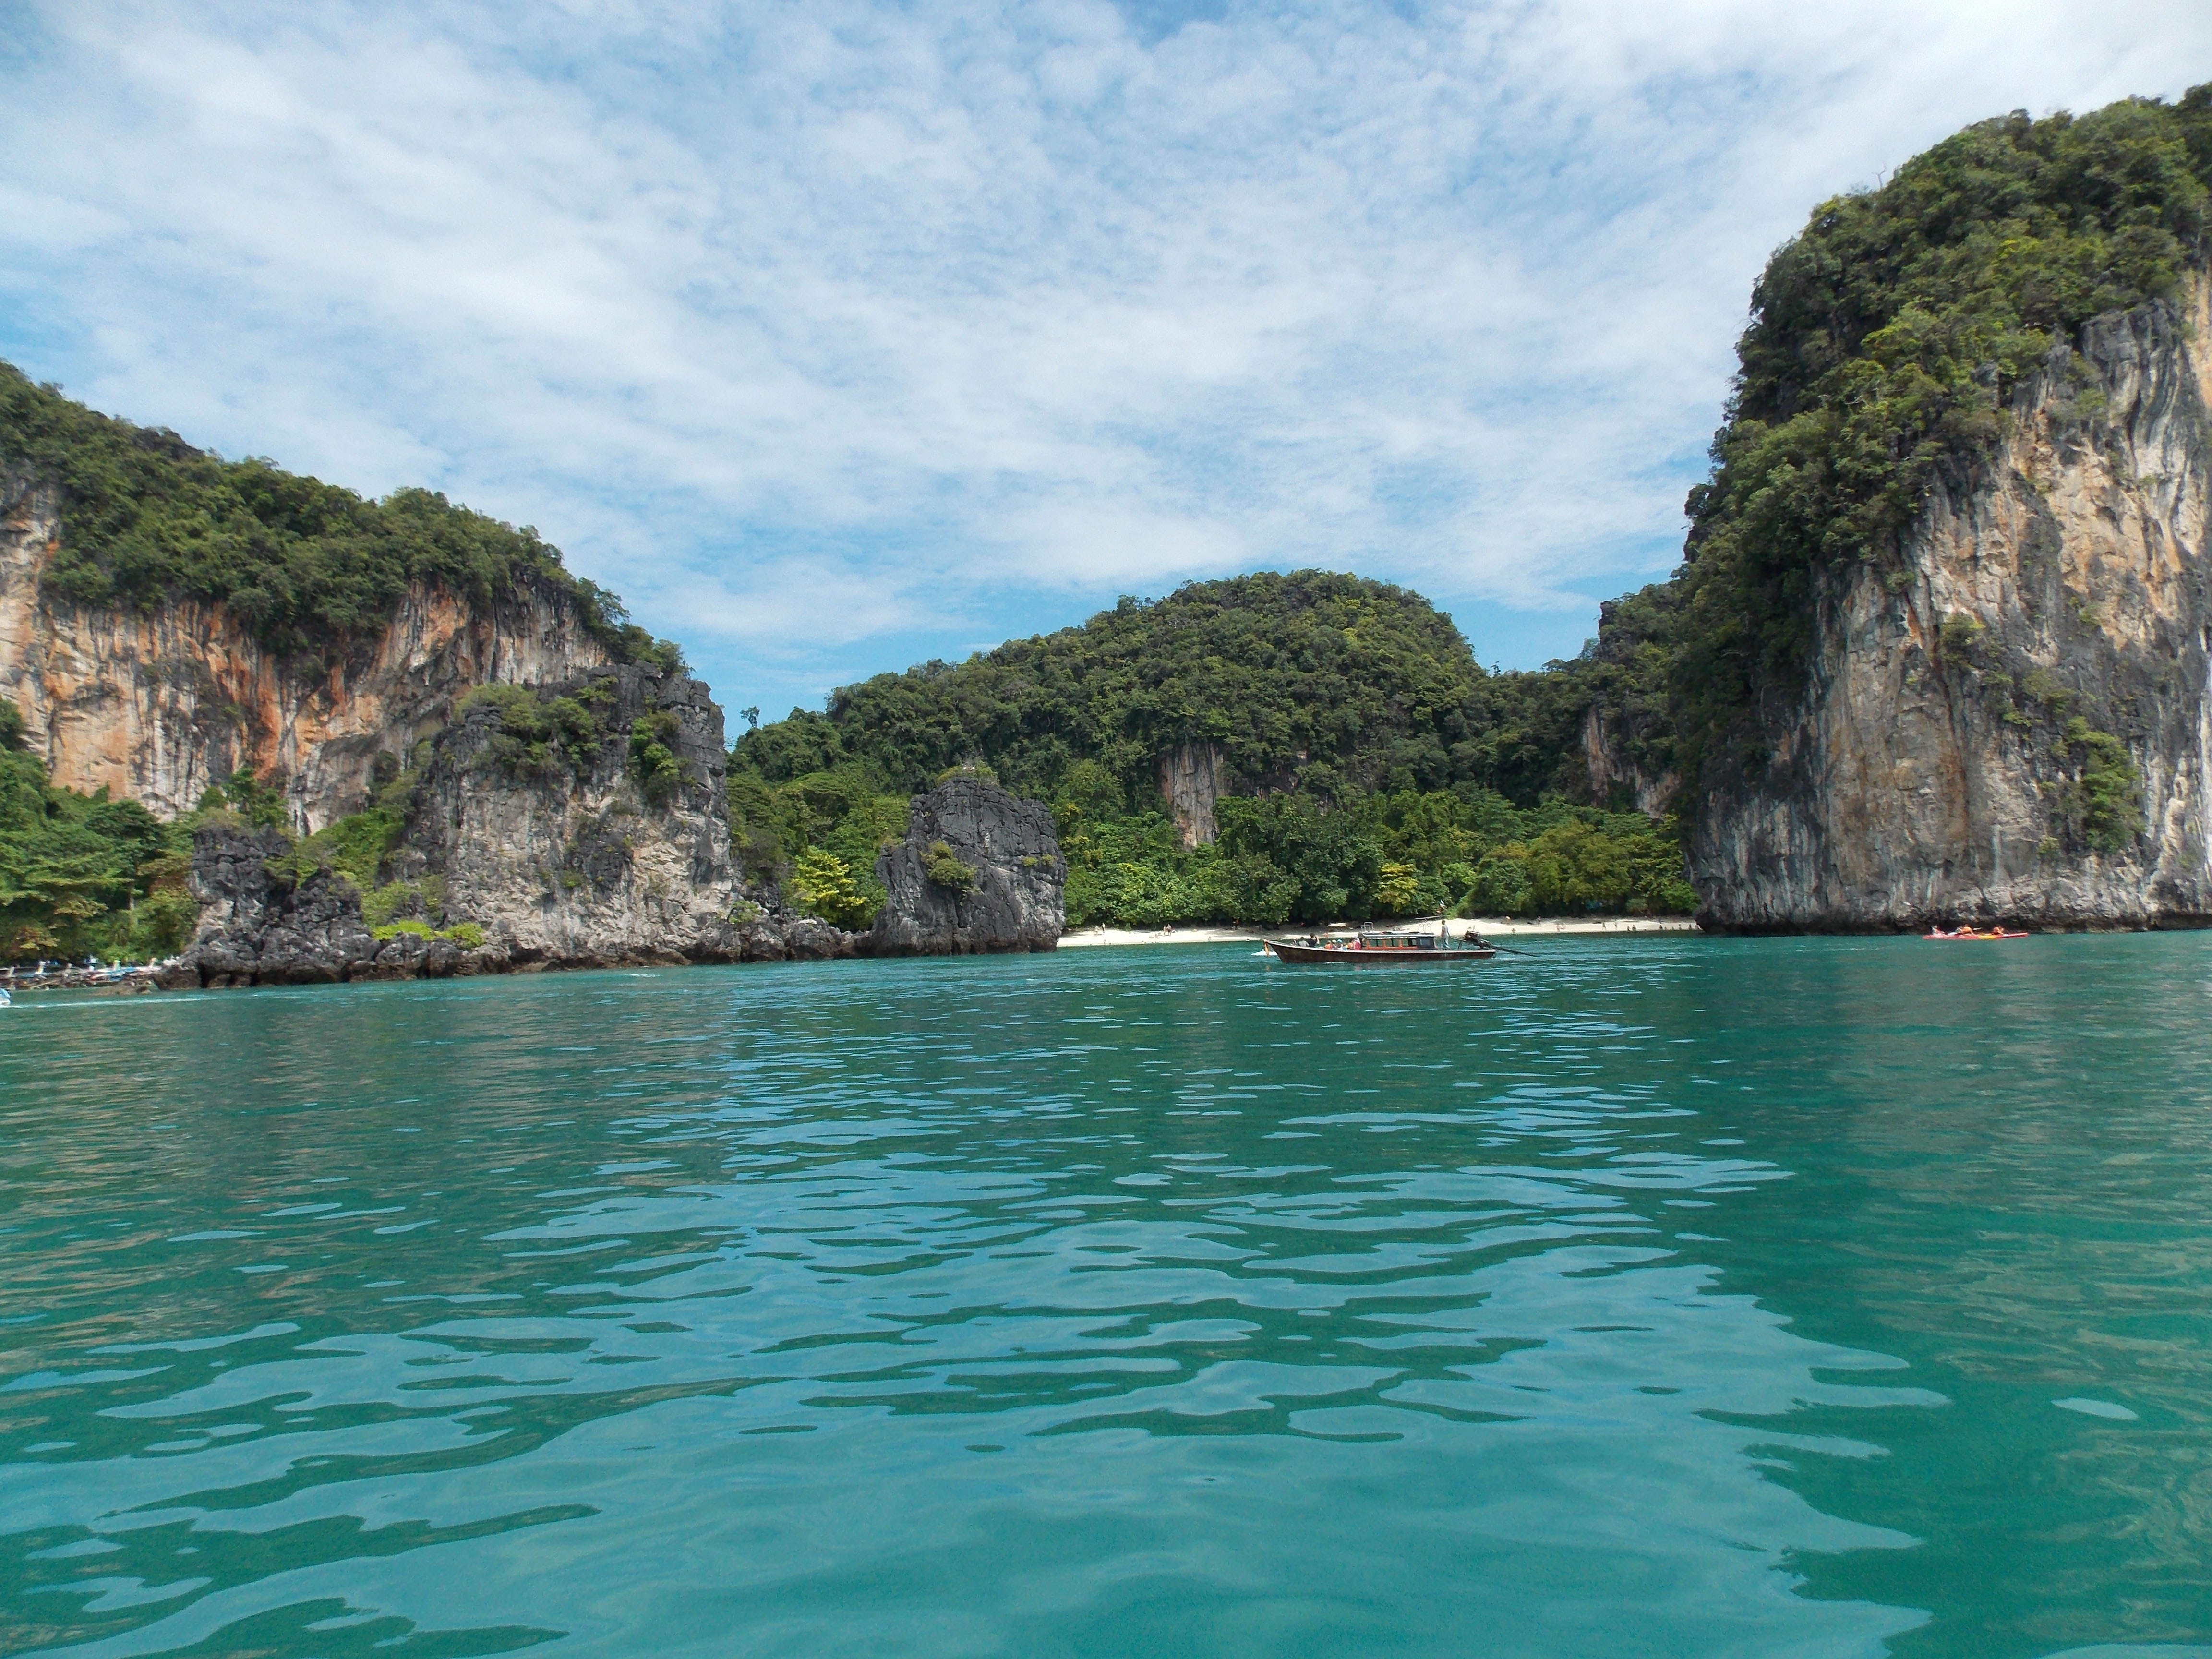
[4,938,2209,1655]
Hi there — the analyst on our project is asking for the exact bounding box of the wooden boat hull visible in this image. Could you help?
[1264,939,1497,964]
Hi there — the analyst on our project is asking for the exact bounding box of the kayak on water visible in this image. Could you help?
[1923,927,2029,940]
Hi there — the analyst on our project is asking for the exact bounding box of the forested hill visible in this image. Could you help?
[736,572,1554,803]
[0,366,685,965]
[0,362,682,669]
[729,572,1655,930]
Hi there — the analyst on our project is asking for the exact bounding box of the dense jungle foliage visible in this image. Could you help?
[726,573,1694,927]
[0,701,196,964]
[0,362,685,670]
[1052,783,1694,928]
[734,572,1502,803]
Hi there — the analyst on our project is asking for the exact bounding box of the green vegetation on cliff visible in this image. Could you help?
[727,767,910,926]
[1583,85,2212,793]
[0,729,491,966]
[0,362,684,670]
[1055,783,1693,928]
[226,759,485,943]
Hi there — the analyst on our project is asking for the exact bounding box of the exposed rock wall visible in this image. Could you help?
[1693,276,2212,930]
[1583,705,1678,818]
[867,779,1064,954]
[1159,742,1226,847]
[402,665,852,967]
[0,469,614,831]
[160,824,466,987]
[160,670,855,987]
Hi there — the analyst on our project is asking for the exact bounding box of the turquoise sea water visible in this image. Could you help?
[2,936,2210,1658]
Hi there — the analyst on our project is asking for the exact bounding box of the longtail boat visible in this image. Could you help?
[1263,924,1498,965]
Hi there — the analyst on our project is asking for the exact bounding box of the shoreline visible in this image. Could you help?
[0,918,1700,996]
[1057,917,1701,948]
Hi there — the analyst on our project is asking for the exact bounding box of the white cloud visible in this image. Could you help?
[2,0,2207,713]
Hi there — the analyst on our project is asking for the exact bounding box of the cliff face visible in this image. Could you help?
[168,823,504,986]
[1691,276,2212,930]
[1582,704,1677,818]
[0,469,614,831]
[1159,742,1226,847]
[162,669,854,987]
[402,665,838,966]
[868,780,1064,954]
[172,825,387,986]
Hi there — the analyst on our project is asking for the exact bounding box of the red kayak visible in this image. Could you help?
[1923,928,2029,941]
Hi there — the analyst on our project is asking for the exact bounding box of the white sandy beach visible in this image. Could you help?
[1058,916,1700,947]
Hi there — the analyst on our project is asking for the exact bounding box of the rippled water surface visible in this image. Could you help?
[4,936,2212,1657]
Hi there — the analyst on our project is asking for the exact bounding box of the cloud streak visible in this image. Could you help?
[4,0,2208,713]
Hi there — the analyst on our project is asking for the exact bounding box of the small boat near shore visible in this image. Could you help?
[1263,924,1498,965]
[1923,927,2029,941]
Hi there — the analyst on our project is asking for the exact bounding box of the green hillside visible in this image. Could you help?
[736,572,1493,801]
[728,571,1692,927]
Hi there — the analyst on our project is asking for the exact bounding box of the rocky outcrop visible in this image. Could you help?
[0,468,615,830]
[1159,742,1226,847]
[400,664,851,968]
[158,670,857,987]
[156,824,442,987]
[1693,276,2212,930]
[407,666,727,965]
[866,779,1064,954]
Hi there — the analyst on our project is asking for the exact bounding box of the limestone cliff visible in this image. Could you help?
[867,779,1064,954]
[161,668,855,987]
[1158,742,1226,848]
[402,665,847,966]
[1582,701,1677,819]
[1689,276,2212,930]
[169,824,389,986]
[0,467,615,831]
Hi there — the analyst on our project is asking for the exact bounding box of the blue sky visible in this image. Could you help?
[4,2,2208,722]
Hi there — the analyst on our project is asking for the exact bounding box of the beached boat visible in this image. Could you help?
[1263,925,1498,965]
